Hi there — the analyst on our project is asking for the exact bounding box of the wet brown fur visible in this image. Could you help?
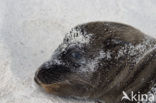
[35,22,156,103]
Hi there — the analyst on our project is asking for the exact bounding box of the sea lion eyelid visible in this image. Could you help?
[68,49,84,57]
[70,51,83,59]
[61,47,84,59]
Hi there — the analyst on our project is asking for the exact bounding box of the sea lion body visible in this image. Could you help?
[34,22,156,103]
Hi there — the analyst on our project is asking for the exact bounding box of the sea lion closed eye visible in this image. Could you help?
[34,22,156,103]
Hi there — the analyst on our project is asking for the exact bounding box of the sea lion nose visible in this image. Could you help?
[35,64,70,84]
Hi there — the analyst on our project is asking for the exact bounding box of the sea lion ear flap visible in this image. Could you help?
[133,47,156,92]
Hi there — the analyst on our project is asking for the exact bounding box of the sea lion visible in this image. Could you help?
[34,22,156,103]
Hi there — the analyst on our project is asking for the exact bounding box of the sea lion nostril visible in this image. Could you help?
[36,65,70,84]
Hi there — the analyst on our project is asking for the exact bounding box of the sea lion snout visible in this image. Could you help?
[35,63,70,85]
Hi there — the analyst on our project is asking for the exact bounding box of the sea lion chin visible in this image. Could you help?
[34,21,156,103]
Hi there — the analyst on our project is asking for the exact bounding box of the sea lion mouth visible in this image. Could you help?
[34,74,64,92]
[34,75,94,97]
[38,79,95,99]
[40,82,64,93]
[34,64,71,85]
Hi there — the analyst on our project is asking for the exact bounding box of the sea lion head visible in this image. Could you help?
[34,22,156,103]
[34,23,100,99]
